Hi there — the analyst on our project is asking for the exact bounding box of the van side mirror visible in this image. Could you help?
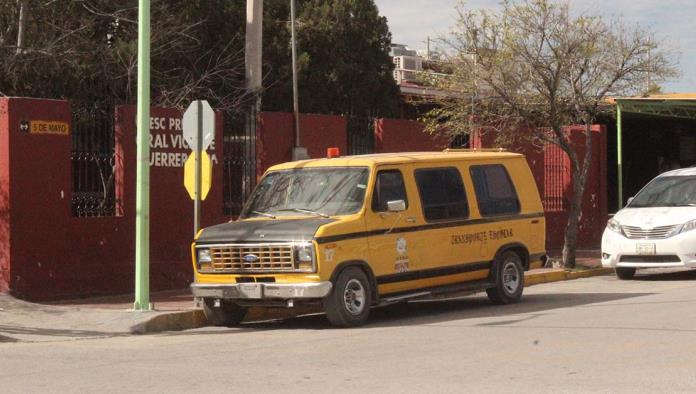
[627,197,634,206]
[387,200,406,212]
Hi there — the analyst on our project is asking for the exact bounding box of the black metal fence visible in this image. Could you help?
[347,116,375,155]
[71,101,120,217]
[222,113,256,217]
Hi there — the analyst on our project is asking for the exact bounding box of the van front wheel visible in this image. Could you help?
[202,298,248,327]
[486,251,524,304]
[324,267,372,327]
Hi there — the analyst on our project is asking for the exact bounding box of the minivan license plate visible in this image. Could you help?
[636,243,656,255]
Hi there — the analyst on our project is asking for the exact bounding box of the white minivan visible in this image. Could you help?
[602,167,696,279]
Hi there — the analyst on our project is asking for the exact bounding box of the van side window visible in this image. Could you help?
[372,170,408,212]
[470,165,521,216]
[415,167,468,221]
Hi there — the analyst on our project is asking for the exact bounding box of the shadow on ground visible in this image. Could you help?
[635,268,696,281]
[166,291,653,335]
[0,324,127,341]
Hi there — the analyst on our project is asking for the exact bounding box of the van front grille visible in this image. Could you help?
[209,244,295,272]
[622,225,678,239]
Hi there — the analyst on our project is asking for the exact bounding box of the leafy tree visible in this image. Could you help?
[263,0,400,117]
[0,0,247,112]
[421,0,677,267]
[0,0,398,118]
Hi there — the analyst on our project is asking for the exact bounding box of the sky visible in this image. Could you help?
[374,0,696,93]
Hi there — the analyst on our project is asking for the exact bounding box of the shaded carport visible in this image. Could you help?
[613,95,696,210]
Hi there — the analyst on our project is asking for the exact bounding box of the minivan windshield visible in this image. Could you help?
[629,175,696,208]
[241,167,370,218]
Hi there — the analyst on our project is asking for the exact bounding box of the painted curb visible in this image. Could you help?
[525,267,613,287]
[135,267,615,334]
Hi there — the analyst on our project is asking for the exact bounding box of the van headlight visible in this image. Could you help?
[678,219,696,234]
[294,242,315,272]
[196,247,213,272]
[197,248,212,263]
[606,218,624,236]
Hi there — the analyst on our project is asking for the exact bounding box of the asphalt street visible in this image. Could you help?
[2,269,696,393]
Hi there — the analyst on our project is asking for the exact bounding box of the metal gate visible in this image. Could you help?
[347,116,375,155]
[71,100,120,217]
[542,143,571,212]
[222,113,256,217]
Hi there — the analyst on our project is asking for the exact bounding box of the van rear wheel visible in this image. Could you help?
[202,298,248,326]
[486,251,524,304]
[324,267,372,327]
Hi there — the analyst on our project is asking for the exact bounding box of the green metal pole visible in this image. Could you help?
[134,0,152,311]
[616,102,623,211]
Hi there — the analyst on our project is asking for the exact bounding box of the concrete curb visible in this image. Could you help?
[525,267,614,286]
[131,309,208,334]
[134,267,614,334]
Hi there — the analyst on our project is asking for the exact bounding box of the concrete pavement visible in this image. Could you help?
[0,252,611,342]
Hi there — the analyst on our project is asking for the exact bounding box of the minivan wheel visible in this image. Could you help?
[615,267,636,280]
[486,251,524,304]
[202,298,248,326]
[324,267,372,328]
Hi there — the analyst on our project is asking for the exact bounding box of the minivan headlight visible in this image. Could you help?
[678,219,696,234]
[606,218,624,235]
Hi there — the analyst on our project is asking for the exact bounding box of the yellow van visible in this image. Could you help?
[191,149,546,327]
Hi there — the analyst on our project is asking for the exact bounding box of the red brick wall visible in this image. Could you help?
[1,99,226,300]
[0,99,10,292]
[256,112,348,175]
[374,118,449,152]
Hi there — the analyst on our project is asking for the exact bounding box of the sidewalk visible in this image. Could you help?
[0,252,610,342]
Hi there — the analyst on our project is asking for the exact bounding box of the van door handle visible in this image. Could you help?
[406,217,417,223]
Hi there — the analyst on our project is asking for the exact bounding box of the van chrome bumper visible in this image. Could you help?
[190,282,332,300]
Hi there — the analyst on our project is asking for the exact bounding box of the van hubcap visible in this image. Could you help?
[502,261,520,294]
[343,279,366,315]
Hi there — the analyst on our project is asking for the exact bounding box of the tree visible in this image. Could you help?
[421,0,677,267]
[263,0,400,117]
[0,0,248,113]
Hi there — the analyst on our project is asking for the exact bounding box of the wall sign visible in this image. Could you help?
[28,120,70,135]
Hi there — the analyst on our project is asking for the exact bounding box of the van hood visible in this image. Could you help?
[196,218,336,244]
[615,207,696,228]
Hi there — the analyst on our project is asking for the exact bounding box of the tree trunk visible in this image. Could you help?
[16,0,28,54]
[562,123,593,268]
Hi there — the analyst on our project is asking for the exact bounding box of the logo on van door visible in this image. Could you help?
[395,237,410,272]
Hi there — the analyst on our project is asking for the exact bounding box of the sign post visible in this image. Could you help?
[183,100,215,237]
[134,0,152,311]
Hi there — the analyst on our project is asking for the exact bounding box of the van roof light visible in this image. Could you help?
[327,147,340,158]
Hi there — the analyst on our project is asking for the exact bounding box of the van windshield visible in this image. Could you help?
[629,175,696,208]
[242,167,370,218]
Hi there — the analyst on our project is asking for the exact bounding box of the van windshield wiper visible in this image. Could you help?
[274,208,329,218]
[251,210,277,219]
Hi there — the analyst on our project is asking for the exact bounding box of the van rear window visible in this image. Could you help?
[415,167,469,221]
[470,165,520,216]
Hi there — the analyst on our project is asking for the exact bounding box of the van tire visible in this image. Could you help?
[615,267,636,280]
[486,251,524,304]
[324,267,372,327]
[202,298,248,326]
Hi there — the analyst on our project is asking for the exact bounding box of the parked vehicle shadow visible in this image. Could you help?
[635,268,696,281]
[170,291,653,335]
